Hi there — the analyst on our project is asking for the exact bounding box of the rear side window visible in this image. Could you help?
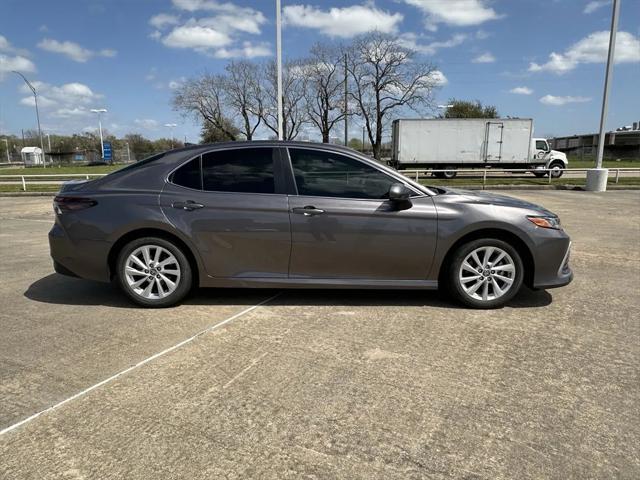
[288,148,395,199]
[170,157,202,190]
[202,148,275,194]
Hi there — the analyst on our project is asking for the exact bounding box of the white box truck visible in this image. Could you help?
[390,118,568,178]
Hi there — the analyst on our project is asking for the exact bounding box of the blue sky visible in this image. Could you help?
[0,0,638,142]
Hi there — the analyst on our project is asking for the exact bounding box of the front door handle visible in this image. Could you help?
[172,200,204,211]
[291,205,325,216]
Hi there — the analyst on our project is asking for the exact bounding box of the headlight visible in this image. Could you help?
[527,215,561,230]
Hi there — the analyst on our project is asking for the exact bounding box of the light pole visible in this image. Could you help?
[587,0,620,192]
[276,0,283,140]
[2,138,9,163]
[90,108,107,159]
[13,71,46,167]
[164,123,177,148]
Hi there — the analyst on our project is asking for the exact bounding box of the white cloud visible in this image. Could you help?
[530,31,640,74]
[0,35,13,52]
[37,38,117,62]
[510,86,533,95]
[0,54,36,79]
[473,52,495,63]
[168,77,187,89]
[429,70,448,86]
[134,119,160,130]
[162,25,232,50]
[399,33,467,55]
[154,3,266,58]
[0,35,33,78]
[584,0,610,14]
[214,41,271,59]
[539,95,591,106]
[404,0,501,30]
[283,5,403,38]
[149,13,180,29]
[18,81,104,118]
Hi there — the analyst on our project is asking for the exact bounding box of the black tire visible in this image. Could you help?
[548,161,565,178]
[116,236,193,308]
[442,166,457,179]
[447,238,524,309]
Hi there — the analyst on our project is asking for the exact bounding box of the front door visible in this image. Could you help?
[159,147,291,279]
[286,147,437,280]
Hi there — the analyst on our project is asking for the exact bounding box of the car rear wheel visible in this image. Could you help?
[448,238,524,309]
[116,237,192,308]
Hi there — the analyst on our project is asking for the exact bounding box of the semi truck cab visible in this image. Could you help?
[532,138,568,177]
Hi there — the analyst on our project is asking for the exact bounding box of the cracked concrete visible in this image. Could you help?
[0,191,638,479]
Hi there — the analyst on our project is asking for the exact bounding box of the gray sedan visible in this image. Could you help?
[49,142,572,308]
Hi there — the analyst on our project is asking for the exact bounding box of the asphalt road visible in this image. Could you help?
[0,191,638,479]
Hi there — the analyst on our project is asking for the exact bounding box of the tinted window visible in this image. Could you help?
[202,148,275,194]
[171,157,202,190]
[536,140,548,150]
[289,148,395,199]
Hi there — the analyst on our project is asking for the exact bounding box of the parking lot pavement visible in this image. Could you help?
[0,191,638,479]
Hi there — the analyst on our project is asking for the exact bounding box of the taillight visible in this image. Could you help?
[53,196,97,214]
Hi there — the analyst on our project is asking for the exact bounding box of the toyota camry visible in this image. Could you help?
[49,142,572,308]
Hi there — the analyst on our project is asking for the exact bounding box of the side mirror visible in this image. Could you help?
[388,183,411,201]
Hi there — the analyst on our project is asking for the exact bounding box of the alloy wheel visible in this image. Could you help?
[458,246,516,302]
[124,245,181,300]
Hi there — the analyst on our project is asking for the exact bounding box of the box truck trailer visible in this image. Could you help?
[390,118,568,178]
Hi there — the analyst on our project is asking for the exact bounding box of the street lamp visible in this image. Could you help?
[276,0,283,140]
[90,108,107,159]
[587,0,620,192]
[164,123,177,148]
[12,71,46,167]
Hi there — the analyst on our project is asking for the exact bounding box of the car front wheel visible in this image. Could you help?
[448,239,524,309]
[116,237,192,308]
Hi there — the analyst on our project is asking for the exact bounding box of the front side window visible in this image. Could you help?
[536,140,548,151]
[289,148,396,199]
[202,148,275,194]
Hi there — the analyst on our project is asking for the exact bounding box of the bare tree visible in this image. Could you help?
[303,44,349,143]
[345,32,439,159]
[224,61,264,140]
[172,74,239,141]
[262,60,309,141]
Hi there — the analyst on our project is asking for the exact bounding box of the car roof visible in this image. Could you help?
[166,140,363,157]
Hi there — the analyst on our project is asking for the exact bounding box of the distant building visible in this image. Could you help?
[549,125,640,159]
[21,147,44,166]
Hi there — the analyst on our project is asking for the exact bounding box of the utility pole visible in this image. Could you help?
[126,142,131,162]
[164,123,177,148]
[587,0,620,192]
[90,108,107,159]
[362,126,365,153]
[2,138,9,163]
[13,71,46,168]
[344,53,348,146]
[276,0,283,140]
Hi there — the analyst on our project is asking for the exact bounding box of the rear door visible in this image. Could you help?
[285,147,437,281]
[484,122,504,162]
[159,147,291,279]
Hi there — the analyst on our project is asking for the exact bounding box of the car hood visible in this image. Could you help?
[439,188,556,215]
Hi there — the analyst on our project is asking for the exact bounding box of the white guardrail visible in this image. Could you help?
[0,168,639,191]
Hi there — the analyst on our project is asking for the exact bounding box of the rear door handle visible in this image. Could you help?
[172,200,204,211]
[291,205,325,216]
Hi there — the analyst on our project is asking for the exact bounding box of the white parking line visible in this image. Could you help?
[0,293,281,437]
